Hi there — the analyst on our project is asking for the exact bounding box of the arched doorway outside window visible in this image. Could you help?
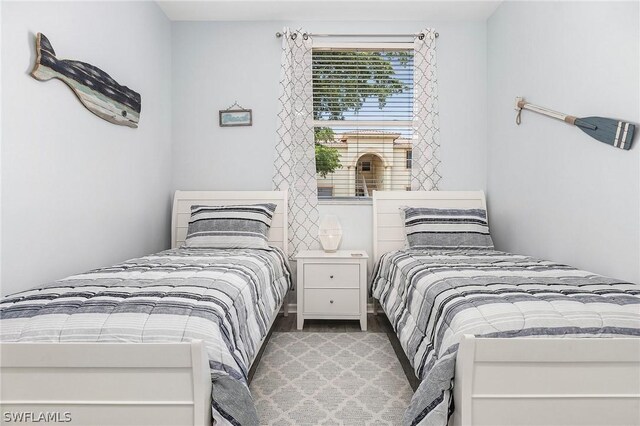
[355,153,384,196]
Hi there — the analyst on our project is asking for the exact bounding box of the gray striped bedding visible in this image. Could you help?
[402,207,494,249]
[0,246,292,426]
[184,203,277,249]
[371,249,640,426]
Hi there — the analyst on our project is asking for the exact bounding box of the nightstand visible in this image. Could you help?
[295,250,369,331]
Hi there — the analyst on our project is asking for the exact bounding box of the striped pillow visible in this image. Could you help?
[402,207,494,249]
[183,203,276,249]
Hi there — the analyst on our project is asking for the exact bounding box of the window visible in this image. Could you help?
[313,46,414,199]
[317,186,334,198]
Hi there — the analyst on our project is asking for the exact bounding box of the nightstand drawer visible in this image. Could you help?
[303,263,359,288]
[303,289,359,314]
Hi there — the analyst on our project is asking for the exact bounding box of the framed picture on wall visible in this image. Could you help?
[219,107,252,127]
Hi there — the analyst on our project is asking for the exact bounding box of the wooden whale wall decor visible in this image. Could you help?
[30,33,141,128]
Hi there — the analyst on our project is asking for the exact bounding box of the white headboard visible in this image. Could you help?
[171,190,288,255]
[372,190,487,262]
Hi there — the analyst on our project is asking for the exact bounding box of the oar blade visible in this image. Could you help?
[575,117,635,150]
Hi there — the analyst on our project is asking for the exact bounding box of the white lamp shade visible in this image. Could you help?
[318,215,342,252]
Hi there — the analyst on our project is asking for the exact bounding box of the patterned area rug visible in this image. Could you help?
[249,332,413,425]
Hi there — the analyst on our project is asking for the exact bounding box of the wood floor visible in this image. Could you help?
[249,313,420,390]
[272,312,392,333]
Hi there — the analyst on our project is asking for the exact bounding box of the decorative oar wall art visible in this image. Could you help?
[515,97,635,150]
[30,33,141,128]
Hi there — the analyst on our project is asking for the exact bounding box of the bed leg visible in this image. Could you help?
[283,294,289,317]
[373,299,378,315]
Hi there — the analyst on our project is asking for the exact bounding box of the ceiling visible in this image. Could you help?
[157,0,503,22]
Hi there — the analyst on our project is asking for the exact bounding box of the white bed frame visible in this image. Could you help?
[1,190,289,426]
[372,190,640,426]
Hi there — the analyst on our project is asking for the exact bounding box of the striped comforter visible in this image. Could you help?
[371,249,640,426]
[0,247,292,426]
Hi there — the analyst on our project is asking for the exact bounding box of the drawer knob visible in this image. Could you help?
[330,275,334,279]
[330,300,334,304]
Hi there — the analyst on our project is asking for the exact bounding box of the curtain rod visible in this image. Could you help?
[275,32,439,40]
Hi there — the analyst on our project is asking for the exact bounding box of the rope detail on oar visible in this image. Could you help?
[514,97,635,150]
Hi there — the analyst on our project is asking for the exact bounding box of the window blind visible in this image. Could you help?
[312,47,414,199]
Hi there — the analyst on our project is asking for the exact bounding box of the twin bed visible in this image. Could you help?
[370,191,640,426]
[0,191,291,426]
[1,190,639,426]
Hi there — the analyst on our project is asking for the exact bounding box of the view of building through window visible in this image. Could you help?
[312,47,414,199]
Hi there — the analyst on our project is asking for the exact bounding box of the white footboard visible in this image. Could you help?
[452,335,640,426]
[0,341,212,426]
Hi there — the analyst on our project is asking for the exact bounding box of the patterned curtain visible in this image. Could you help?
[273,28,320,256]
[411,29,441,191]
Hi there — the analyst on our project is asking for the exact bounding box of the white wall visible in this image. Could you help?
[6,1,633,299]
[0,0,4,287]
[487,1,639,283]
[171,20,488,264]
[1,1,172,295]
